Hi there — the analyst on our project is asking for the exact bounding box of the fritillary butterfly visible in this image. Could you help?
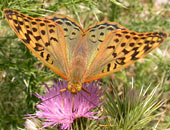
[4,9,169,94]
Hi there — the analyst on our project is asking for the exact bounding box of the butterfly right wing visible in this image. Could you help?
[4,9,69,79]
[84,30,169,82]
[45,14,84,68]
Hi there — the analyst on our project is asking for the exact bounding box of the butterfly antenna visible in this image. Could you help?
[82,87,91,96]
[60,88,67,93]
[36,90,66,105]
[59,88,68,107]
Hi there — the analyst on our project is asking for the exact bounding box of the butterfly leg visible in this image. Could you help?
[72,95,75,111]
[60,88,67,93]
[59,89,66,107]
[82,88,91,96]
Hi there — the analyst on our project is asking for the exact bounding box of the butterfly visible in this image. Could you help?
[4,9,169,94]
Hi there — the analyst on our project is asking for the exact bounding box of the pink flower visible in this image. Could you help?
[26,79,104,130]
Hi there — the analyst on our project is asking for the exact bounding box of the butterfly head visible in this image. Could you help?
[67,82,82,94]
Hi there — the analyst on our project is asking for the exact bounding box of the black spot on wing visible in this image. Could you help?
[15,25,22,32]
[4,9,13,14]
[129,43,135,47]
[113,63,117,69]
[74,27,80,31]
[45,42,50,47]
[19,21,24,25]
[89,29,95,32]
[27,30,33,35]
[116,57,125,65]
[98,39,103,42]
[46,54,50,61]
[125,35,130,39]
[50,37,58,42]
[138,34,144,36]
[13,20,18,24]
[64,28,68,32]
[35,19,42,21]
[112,53,117,57]
[144,40,150,44]
[40,52,44,58]
[107,63,111,71]
[122,31,128,34]
[138,42,142,45]
[72,32,76,35]
[34,36,41,41]
[133,37,138,40]
[114,39,119,42]
[23,33,31,44]
[31,21,36,25]
[24,19,29,22]
[99,26,105,29]
[49,29,55,33]
[27,17,33,20]
[44,20,50,23]
[65,21,72,26]
[107,46,115,50]
[32,27,37,32]
[116,34,122,37]
[144,45,151,52]
[91,35,95,38]
[121,42,126,47]
[131,47,139,60]
[131,51,139,60]
[26,25,29,28]
[40,23,45,26]
[41,30,46,35]
[56,20,63,25]
[159,32,167,38]
[122,49,129,54]
[34,43,44,51]
[130,32,136,35]
[107,27,114,31]
[100,32,104,36]
[48,24,55,27]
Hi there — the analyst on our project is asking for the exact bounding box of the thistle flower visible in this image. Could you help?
[26,79,104,130]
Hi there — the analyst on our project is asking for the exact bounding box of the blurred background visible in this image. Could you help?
[0,0,169,130]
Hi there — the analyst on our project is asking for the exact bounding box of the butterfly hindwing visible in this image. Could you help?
[4,9,69,79]
[45,15,84,66]
[83,21,127,69]
[84,30,169,82]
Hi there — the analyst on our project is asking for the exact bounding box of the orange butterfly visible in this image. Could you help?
[4,9,169,94]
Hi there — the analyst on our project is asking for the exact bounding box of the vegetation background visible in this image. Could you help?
[0,0,169,130]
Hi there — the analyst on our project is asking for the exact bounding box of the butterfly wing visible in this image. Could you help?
[45,14,84,67]
[4,9,70,79]
[83,21,127,70]
[83,29,168,82]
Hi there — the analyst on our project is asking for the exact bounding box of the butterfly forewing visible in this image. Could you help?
[4,9,69,79]
[84,30,169,82]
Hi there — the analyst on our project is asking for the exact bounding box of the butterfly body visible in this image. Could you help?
[4,9,169,94]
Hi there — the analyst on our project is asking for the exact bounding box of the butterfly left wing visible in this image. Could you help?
[4,9,69,79]
[83,21,127,70]
[83,29,169,82]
